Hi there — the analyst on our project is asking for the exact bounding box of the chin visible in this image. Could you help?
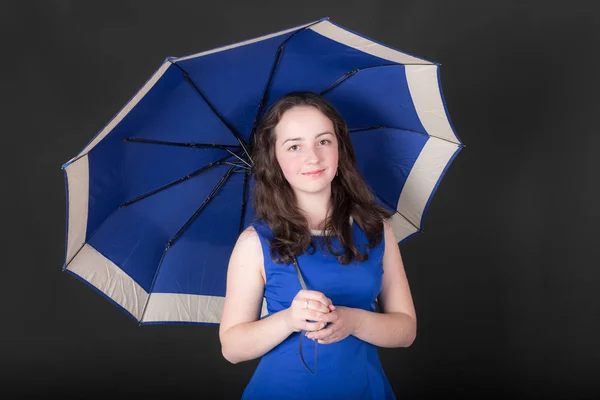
[291,179,335,195]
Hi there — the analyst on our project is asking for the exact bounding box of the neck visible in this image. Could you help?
[294,188,332,230]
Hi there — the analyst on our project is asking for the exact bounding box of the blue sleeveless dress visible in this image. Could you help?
[241,219,396,400]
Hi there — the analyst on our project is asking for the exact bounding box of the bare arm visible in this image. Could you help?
[352,219,417,347]
[219,227,332,364]
[309,219,417,347]
[219,227,292,363]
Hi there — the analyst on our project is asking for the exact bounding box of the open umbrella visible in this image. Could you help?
[61,17,463,325]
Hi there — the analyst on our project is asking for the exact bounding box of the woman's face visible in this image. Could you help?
[274,106,339,197]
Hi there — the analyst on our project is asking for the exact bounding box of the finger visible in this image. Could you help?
[299,296,330,314]
[303,299,331,314]
[307,325,334,340]
[305,310,329,321]
[294,298,322,314]
[317,311,338,323]
[315,332,337,344]
[300,290,333,307]
[304,321,327,332]
[317,338,334,345]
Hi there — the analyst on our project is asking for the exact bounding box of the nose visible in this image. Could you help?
[305,146,319,164]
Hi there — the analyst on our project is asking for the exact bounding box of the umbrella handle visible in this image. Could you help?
[292,257,318,376]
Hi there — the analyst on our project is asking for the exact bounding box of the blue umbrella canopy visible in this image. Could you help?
[61,17,463,325]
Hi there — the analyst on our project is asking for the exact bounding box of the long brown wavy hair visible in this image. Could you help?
[251,91,393,265]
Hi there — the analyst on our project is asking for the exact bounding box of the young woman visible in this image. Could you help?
[219,91,416,399]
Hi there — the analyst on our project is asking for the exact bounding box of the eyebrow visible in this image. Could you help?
[281,131,334,146]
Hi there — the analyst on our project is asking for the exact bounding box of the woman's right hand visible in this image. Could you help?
[285,290,336,333]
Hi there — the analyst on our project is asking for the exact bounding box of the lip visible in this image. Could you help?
[302,169,325,176]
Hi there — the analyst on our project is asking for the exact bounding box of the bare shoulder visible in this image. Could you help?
[379,217,415,318]
[382,218,397,244]
[229,225,265,281]
[231,225,261,254]
[220,225,266,335]
[236,225,260,246]
[383,217,392,230]
[381,217,403,269]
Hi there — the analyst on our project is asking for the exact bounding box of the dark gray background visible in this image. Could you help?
[2,1,599,399]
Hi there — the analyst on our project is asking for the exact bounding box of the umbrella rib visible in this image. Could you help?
[319,65,465,144]
[123,138,242,149]
[319,63,399,95]
[374,193,422,234]
[248,19,324,147]
[139,165,236,323]
[224,161,251,171]
[66,153,242,272]
[320,64,465,143]
[349,126,465,147]
[123,137,252,168]
[167,165,236,248]
[238,170,250,234]
[168,61,252,162]
[120,152,235,208]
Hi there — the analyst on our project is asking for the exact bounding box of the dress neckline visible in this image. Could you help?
[310,216,354,236]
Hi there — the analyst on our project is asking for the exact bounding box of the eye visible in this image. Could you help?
[319,139,331,145]
[288,144,300,151]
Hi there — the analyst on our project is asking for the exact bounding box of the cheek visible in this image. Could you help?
[325,146,339,166]
[276,152,300,178]
[331,150,339,165]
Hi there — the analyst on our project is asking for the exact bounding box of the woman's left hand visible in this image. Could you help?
[305,306,358,344]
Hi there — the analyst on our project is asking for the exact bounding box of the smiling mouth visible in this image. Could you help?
[302,169,325,176]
